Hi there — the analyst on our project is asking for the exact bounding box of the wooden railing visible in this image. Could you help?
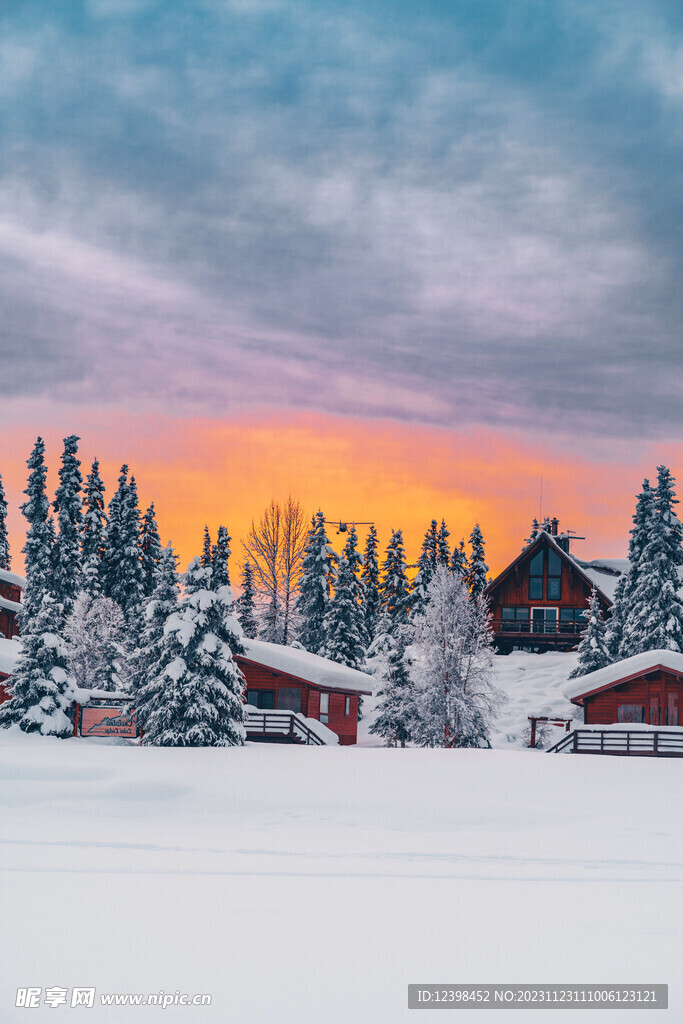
[492,619,584,635]
[245,709,326,746]
[547,728,683,757]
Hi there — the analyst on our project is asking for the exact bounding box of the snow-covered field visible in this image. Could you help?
[1,726,681,1022]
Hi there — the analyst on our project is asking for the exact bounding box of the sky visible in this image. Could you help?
[2,0,683,574]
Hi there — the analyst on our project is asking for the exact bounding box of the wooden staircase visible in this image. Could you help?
[547,727,683,757]
[245,709,326,746]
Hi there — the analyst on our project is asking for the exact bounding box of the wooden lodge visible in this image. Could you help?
[567,650,683,727]
[237,639,373,746]
[484,520,627,653]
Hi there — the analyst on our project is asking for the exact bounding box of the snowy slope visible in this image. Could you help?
[1,732,682,1023]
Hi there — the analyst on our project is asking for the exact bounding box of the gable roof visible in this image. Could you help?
[238,639,374,695]
[485,531,619,606]
[566,649,683,705]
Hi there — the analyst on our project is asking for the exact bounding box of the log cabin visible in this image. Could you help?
[237,639,373,745]
[567,650,683,726]
[484,520,627,653]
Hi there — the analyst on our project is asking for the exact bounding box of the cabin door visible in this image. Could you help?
[532,608,558,634]
[668,693,679,726]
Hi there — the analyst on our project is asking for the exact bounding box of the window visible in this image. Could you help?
[559,608,587,632]
[617,704,645,723]
[345,696,351,716]
[547,549,561,600]
[277,686,302,713]
[501,608,529,631]
[246,689,275,709]
[529,549,544,600]
[320,692,330,724]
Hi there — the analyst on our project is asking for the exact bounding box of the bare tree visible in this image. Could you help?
[241,497,309,643]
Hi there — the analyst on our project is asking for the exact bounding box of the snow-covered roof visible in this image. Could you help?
[0,595,22,614]
[572,557,629,603]
[239,639,374,694]
[0,637,21,676]
[566,649,683,704]
[0,568,25,590]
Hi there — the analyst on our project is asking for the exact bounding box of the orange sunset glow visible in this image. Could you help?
[2,408,678,580]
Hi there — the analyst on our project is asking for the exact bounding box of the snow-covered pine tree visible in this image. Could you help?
[103,466,145,621]
[0,439,74,736]
[569,587,611,678]
[369,625,417,747]
[361,524,381,645]
[236,561,259,639]
[139,503,163,598]
[605,573,626,661]
[412,520,439,616]
[140,558,245,746]
[437,519,451,566]
[134,545,180,726]
[211,525,232,587]
[449,538,468,580]
[201,525,212,569]
[65,592,130,692]
[81,459,107,595]
[621,466,683,655]
[411,567,499,748]
[323,525,367,669]
[524,518,541,546]
[296,510,337,654]
[51,434,83,618]
[0,473,10,570]
[379,528,413,631]
[465,523,489,599]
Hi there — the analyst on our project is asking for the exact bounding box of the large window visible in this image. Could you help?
[559,608,588,632]
[529,549,544,600]
[547,549,562,600]
[277,686,302,713]
[320,692,330,724]
[501,608,529,631]
[617,704,645,723]
[246,689,275,709]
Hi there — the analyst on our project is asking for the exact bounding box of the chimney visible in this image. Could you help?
[550,517,559,536]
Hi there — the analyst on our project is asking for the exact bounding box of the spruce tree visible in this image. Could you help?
[138,503,163,598]
[465,523,489,599]
[236,561,258,639]
[211,525,232,588]
[103,466,145,620]
[134,545,180,723]
[140,558,245,746]
[201,525,212,569]
[449,538,468,580]
[437,518,451,566]
[609,479,655,657]
[369,627,417,747]
[569,587,611,678]
[412,520,439,616]
[323,525,367,669]
[622,466,683,655]
[0,473,10,570]
[81,459,107,595]
[379,528,413,631]
[52,434,83,618]
[361,524,381,644]
[0,439,74,736]
[296,510,337,654]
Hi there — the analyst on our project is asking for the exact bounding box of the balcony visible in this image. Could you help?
[491,619,584,636]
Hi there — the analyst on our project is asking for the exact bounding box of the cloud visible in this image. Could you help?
[0,1,682,440]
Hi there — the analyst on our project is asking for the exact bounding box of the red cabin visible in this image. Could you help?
[568,651,683,726]
[0,568,24,642]
[484,524,626,653]
[237,639,373,746]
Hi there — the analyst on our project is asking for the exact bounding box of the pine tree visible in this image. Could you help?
[606,574,626,660]
[134,545,180,724]
[0,439,73,736]
[608,480,654,658]
[0,473,10,570]
[201,525,212,569]
[449,539,468,580]
[622,466,683,655]
[81,459,107,595]
[412,521,439,616]
[323,526,367,669]
[139,558,245,746]
[437,519,451,566]
[379,529,412,631]
[369,626,417,747]
[569,587,611,678]
[411,567,499,748]
[65,592,130,692]
[361,524,381,645]
[465,523,489,599]
[296,511,337,654]
[211,525,232,588]
[139,503,163,598]
[52,434,83,618]
[236,562,258,639]
[103,466,145,620]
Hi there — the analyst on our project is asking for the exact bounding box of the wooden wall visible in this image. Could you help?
[0,580,21,639]
[584,670,682,725]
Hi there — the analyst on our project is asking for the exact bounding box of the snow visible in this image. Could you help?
[0,595,22,614]
[0,636,21,676]
[564,648,683,702]
[245,707,339,745]
[0,567,25,590]
[241,638,373,694]
[574,559,628,603]
[1,731,682,1022]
